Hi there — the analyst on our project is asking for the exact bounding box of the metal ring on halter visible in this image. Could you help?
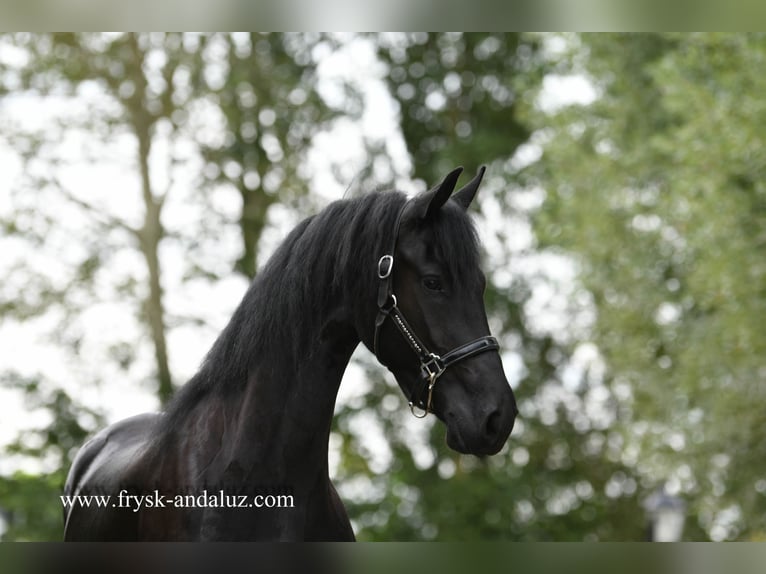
[409,372,438,418]
[381,294,397,312]
[378,255,394,279]
[409,401,429,418]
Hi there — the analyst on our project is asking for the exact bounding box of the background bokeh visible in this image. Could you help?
[0,33,764,541]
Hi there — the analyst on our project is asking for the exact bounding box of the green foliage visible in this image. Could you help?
[0,33,339,539]
[0,372,104,540]
[334,34,649,542]
[197,33,343,278]
[531,33,766,539]
[2,33,765,542]
[376,33,545,183]
[0,471,66,541]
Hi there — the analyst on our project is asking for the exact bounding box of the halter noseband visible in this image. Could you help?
[373,200,500,418]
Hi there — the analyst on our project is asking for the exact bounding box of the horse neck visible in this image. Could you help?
[197,195,398,483]
[218,283,361,484]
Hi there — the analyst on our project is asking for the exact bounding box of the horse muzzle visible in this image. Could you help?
[443,389,517,456]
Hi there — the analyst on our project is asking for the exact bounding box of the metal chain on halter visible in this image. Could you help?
[392,313,423,356]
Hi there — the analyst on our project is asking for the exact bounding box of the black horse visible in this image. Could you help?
[63,167,518,540]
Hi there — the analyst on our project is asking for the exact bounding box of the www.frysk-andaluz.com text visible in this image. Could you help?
[61,489,295,512]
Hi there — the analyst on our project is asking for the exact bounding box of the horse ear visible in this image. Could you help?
[413,166,464,219]
[452,166,486,210]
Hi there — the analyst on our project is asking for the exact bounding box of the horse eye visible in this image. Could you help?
[423,277,442,291]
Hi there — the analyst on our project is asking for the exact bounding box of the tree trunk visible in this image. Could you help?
[236,187,274,280]
[126,33,174,404]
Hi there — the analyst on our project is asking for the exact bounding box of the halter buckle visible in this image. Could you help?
[378,255,394,279]
[421,353,445,380]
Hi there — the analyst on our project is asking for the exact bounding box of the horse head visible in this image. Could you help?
[373,167,518,456]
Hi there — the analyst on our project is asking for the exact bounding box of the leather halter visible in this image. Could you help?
[373,200,500,418]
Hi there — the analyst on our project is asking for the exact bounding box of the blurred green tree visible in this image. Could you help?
[331,33,647,541]
[0,32,340,540]
[530,33,766,540]
[0,371,104,540]
[2,32,763,542]
[376,32,540,184]
[195,33,344,278]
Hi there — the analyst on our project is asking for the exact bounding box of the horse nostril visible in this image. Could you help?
[484,409,501,439]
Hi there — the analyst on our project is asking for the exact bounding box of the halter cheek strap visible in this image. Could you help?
[373,201,500,418]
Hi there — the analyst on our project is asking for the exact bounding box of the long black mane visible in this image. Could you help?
[63,169,519,542]
[154,189,481,440]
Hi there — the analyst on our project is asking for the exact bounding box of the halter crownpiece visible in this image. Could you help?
[373,198,500,418]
